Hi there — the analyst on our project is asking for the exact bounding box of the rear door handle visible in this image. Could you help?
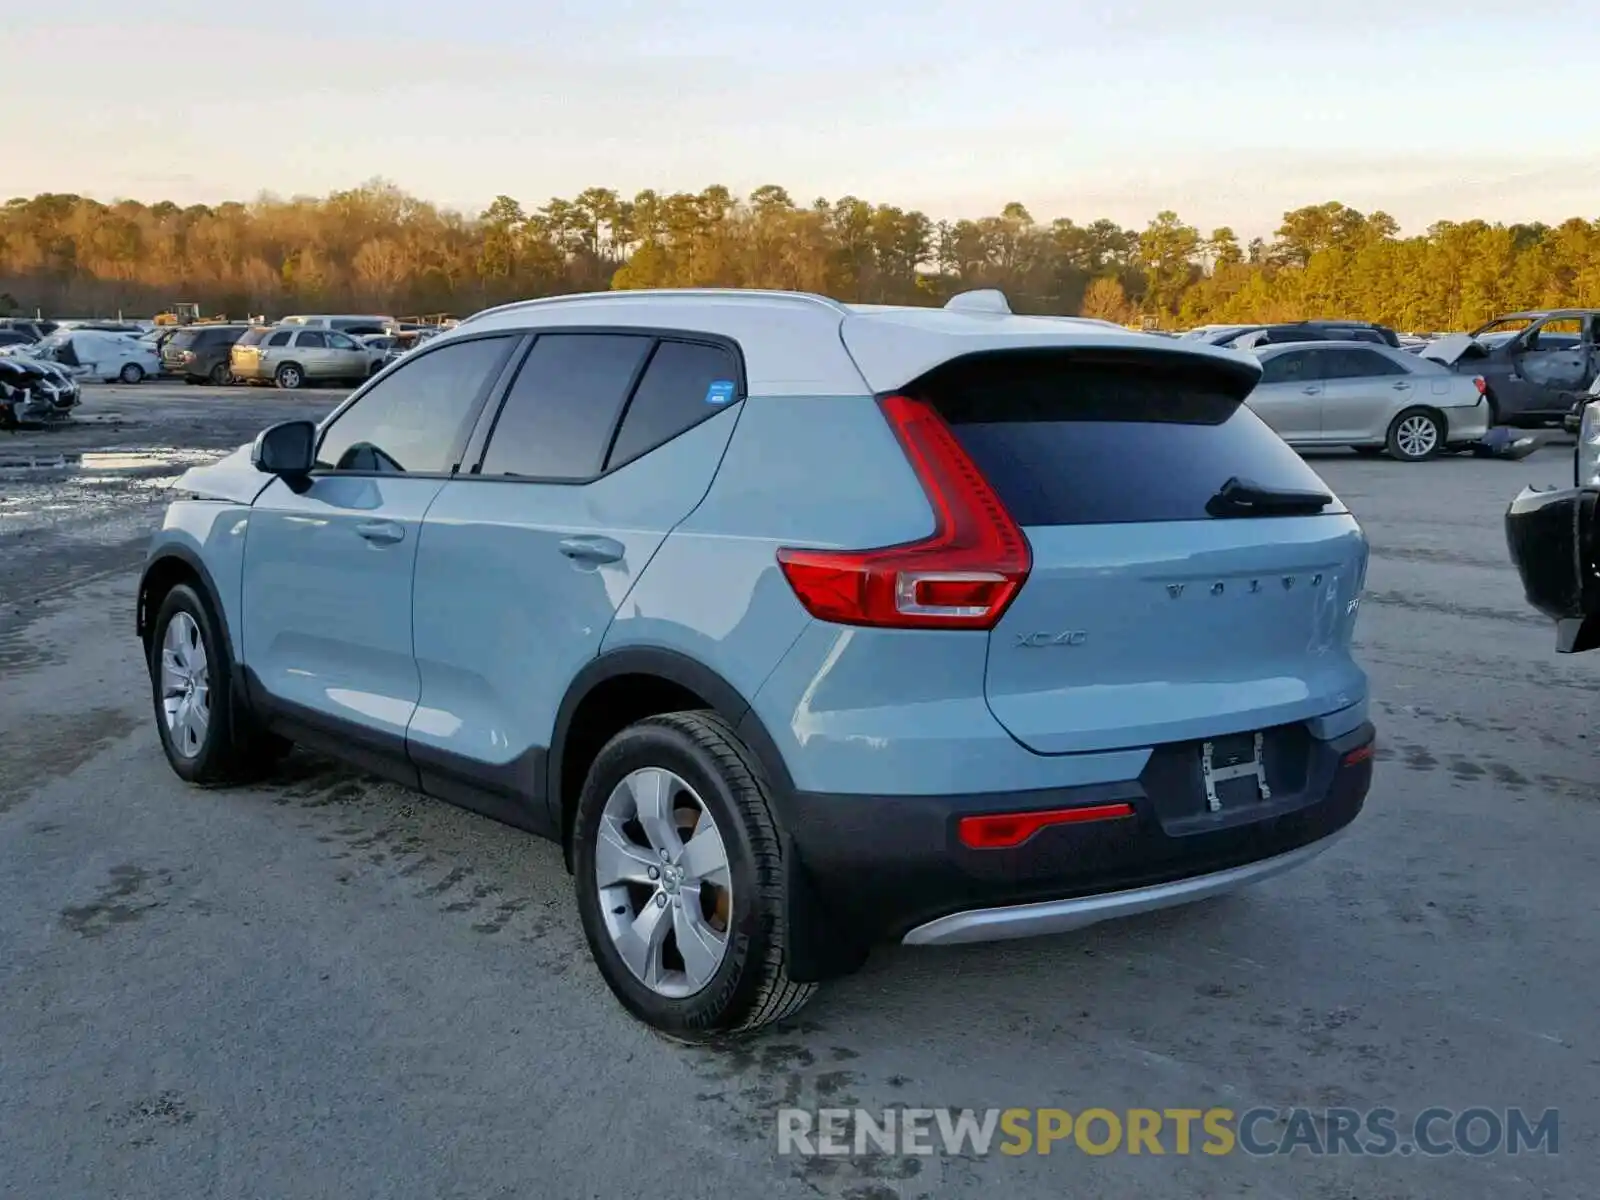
[1392,381,1411,390]
[559,534,625,565]
[355,520,405,545]
[1302,386,1320,395]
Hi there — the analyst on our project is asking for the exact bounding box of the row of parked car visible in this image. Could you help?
[1173,310,1600,461]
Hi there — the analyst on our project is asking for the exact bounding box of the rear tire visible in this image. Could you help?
[1386,407,1444,462]
[119,363,144,384]
[572,711,817,1040]
[275,363,304,390]
[148,583,290,785]
[209,362,233,386]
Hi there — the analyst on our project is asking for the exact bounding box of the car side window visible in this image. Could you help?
[314,336,516,475]
[1326,349,1405,379]
[326,332,358,350]
[477,333,654,479]
[606,340,741,470]
[1260,351,1312,385]
[267,330,292,347]
[296,330,327,349]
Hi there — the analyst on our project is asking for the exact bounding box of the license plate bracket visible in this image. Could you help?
[1201,731,1271,813]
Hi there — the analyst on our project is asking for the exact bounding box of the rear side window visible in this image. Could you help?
[1259,350,1322,384]
[606,340,740,469]
[910,352,1336,526]
[267,330,292,347]
[1322,348,1405,379]
[315,335,515,473]
[478,334,654,479]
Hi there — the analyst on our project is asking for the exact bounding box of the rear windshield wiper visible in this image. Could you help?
[1205,476,1332,517]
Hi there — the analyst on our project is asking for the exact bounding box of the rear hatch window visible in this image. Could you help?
[167,330,201,352]
[907,349,1366,756]
[910,349,1343,525]
[236,328,272,348]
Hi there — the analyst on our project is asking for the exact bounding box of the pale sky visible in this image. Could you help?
[6,0,1599,237]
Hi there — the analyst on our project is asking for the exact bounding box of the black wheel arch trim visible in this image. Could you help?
[546,646,796,833]
[136,543,235,657]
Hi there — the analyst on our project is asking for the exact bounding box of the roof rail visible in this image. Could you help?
[944,289,1011,315]
[457,288,853,328]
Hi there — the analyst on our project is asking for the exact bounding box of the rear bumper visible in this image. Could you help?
[778,720,1373,967]
[1505,484,1600,652]
[903,830,1346,945]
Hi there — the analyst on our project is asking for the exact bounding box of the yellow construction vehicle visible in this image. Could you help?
[154,302,230,326]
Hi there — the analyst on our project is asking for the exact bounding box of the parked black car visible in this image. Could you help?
[1506,402,1600,651]
[160,324,249,384]
[0,330,38,348]
[1200,321,1402,349]
[0,318,56,341]
[1425,310,1600,429]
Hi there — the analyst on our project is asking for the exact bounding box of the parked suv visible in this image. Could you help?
[229,325,371,388]
[161,324,249,384]
[136,288,1375,1038]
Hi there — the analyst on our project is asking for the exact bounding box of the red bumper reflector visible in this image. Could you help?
[1343,743,1374,766]
[958,801,1135,850]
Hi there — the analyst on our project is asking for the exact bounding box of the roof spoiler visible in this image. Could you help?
[944,289,1011,315]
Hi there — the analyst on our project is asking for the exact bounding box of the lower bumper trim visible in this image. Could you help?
[900,828,1347,946]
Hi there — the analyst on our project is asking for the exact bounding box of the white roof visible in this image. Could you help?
[454,289,1256,396]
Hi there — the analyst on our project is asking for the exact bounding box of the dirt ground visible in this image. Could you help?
[0,383,1594,1199]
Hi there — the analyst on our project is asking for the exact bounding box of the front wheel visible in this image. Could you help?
[119,363,144,384]
[149,583,290,785]
[572,711,817,1040]
[1386,407,1444,462]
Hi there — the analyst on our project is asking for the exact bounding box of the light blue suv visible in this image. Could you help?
[137,288,1375,1039]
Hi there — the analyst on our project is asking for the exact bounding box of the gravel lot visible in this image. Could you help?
[1,383,1594,1199]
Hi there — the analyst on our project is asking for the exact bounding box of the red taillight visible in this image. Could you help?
[958,802,1135,850]
[775,394,1031,629]
[1473,376,1487,396]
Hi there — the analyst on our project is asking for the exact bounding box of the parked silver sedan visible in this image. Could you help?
[1246,341,1491,461]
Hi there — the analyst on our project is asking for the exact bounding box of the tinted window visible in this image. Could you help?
[267,330,292,347]
[606,340,740,469]
[315,336,515,474]
[1259,350,1318,384]
[296,330,327,348]
[1322,348,1405,379]
[478,334,653,479]
[237,328,271,347]
[168,329,202,350]
[326,332,359,350]
[912,352,1334,526]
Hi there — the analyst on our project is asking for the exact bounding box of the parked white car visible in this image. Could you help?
[27,329,161,383]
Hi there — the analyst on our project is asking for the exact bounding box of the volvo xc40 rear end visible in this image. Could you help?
[747,325,1373,974]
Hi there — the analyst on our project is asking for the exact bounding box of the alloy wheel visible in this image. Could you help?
[594,767,733,998]
[159,612,211,758]
[1395,414,1438,459]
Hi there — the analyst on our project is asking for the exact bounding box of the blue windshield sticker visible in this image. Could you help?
[705,380,736,405]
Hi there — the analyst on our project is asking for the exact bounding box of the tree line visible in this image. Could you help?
[2,181,1597,332]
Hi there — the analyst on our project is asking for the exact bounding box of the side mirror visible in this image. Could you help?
[251,420,316,476]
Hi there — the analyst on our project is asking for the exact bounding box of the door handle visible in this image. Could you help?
[1392,381,1411,390]
[559,534,625,565]
[1302,386,1319,395]
[355,520,405,545]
